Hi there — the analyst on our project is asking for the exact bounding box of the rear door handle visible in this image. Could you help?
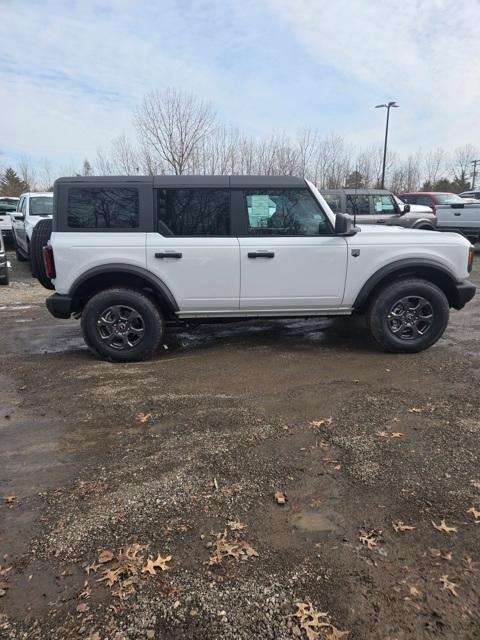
[248,251,275,258]
[454,213,462,216]
[155,252,182,259]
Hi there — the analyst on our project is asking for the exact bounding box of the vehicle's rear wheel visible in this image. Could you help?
[0,267,9,285]
[416,224,434,230]
[81,288,164,362]
[30,219,54,289]
[368,278,449,353]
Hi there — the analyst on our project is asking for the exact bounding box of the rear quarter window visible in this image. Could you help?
[67,188,139,229]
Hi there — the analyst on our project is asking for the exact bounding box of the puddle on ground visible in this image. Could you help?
[290,510,339,533]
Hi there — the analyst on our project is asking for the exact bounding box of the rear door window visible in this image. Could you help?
[371,194,396,213]
[157,189,230,236]
[67,188,139,229]
[346,195,370,215]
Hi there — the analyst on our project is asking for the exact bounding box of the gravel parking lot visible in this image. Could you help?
[1,248,480,640]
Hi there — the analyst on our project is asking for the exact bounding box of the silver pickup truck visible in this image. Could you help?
[436,202,480,243]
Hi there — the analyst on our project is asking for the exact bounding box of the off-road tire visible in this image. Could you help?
[0,268,9,285]
[368,278,449,353]
[81,288,164,362]
[30,219,54,289]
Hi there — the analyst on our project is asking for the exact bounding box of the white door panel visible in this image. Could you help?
[239,236,348,309]
[146,235,240,311]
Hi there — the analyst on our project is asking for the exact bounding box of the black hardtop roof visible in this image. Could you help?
[321,188,393,196]
[55,175,307,188]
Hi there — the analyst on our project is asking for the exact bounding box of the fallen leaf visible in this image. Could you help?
[3,496,16,504]
[432,519,457,534]
[359,528,381,549]
[408,407,422,414]
[376,431,389,437]
[440,575,459,597]
[430,548,452,561]
[392,521,415,532]
[227,518,246,531]
[97,567,122,587]
[208,530,258,565]
[309,418,333,430]
[76,602,89,613]
[466,507,480,521]
[409,585,422,598]
[97,549,114,564]
[274,491,287,505]
[142,554,172,575]
[135,412,151,423]
[294,602,330,640]
[463,555,478,572]
[390,432,404,438]
[326,627,350,640]
[85,561,100,574]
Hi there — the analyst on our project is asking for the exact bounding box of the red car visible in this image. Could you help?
[399,192,465,214]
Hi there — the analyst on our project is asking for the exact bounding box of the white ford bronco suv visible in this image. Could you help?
[38,176,475,362]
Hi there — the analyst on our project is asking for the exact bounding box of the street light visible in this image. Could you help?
[471,159,480,190]
[375,101,399,189]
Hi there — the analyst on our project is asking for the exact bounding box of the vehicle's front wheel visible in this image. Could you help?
[368,278,449,353]
[81,288,164,362]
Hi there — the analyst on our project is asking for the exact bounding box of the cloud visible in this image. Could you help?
[0,0,478,170]
[263,0,480,151]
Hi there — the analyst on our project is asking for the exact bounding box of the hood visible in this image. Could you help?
[352,224,470,247]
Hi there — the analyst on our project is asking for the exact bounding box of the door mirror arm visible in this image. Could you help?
[334,213,359,236]
[400,203,410,215]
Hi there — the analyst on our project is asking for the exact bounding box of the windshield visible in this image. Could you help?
[435,193,465,204]
[30,196,53,215]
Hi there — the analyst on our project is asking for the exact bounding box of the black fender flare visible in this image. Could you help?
[69,264,179,314]
[353,258,458,311]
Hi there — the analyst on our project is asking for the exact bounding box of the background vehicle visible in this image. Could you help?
[0,197,19,242]
[460,190,480,200]
[436,202,480,243]
[321,188,435,229]
[39,176,475,362]
[10,192,53,262]
[0,232,9,285]
[400,192,466,214]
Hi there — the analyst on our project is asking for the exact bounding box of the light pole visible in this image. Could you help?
[471,159,480,190]
[375,101,399,189]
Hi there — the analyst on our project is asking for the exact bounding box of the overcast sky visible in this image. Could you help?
[1,0,479,169]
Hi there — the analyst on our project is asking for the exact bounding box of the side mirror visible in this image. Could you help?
[334,212,357,236]
[402,203,411,214]
[13,213,25,221]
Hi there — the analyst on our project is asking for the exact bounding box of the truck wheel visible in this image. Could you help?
[416,224,434,230]
[0,268,9,285]
[81,288,164,362]
[368,278,449,353]
[30,219,54,290]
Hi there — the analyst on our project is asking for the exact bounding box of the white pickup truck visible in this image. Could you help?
[436,201,480,243]
[10,192,53,262]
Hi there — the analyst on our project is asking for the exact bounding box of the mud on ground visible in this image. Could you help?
[1,249,480,640]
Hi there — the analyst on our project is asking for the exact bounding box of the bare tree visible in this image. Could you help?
[18,156,37,190]
[135,88,217,175]
[423,148,445,186]
[451,144,478,191]
[37,159,56,191]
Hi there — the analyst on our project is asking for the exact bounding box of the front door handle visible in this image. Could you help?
[377,219,386,224]
[454,213,462,216]
[155,252,182,259]
[248,251,275,258]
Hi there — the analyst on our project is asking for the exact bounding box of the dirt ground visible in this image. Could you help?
[1,247,480,640]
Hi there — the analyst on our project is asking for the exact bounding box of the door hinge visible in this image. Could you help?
[351,249,360,257]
